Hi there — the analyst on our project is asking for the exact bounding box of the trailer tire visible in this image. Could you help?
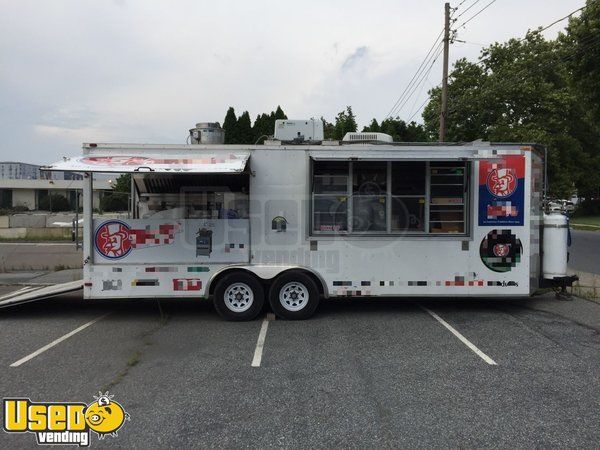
[213,273,264,321]
[269,272,320,320]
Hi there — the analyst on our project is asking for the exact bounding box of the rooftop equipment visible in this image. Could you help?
[274,119,324,143]
[342,132,393,144]
[189,122,225,145]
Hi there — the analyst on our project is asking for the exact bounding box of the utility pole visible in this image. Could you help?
[439,2,451,142]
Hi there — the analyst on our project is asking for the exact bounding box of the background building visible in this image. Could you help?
[0,161,83,181]
[0,162,40,180]
[0,161,110,211]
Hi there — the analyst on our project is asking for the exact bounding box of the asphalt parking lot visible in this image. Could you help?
[1,291,599,448]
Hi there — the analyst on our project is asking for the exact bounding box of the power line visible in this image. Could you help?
[537,5,587,34]
[416,2,593,124]
[454,0,474,11]
[407,77,437,122]
[386,0,589,124]
[515,4,589,42]
[408,95,433,123]
[389,43,444,119]
[385,29,444,119]
[453,0,482,21]
[385,0,483,122]
[455,0,497,29]
[445,33,600,117]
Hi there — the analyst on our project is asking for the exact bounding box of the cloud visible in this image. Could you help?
[341,46,369,71]
[0,0,583,164]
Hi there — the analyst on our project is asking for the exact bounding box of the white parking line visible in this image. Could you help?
[10,313,111,367]
[420,305,498,366]
[251,314,274,367]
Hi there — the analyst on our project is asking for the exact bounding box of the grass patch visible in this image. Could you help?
[571,215,600,227]
[53,264,75,271]
[571,224,600,231]
[127,350,142,367]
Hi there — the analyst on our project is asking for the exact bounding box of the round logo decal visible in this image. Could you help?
[492,243,510,257]
[95,221,132,259]
[487,167,517,197]
[480,229,522,272]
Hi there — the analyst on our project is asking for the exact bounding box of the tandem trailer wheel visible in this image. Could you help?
[213,272,265,321]
[268,271,320,320]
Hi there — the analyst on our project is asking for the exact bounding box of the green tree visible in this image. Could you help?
[100,192,128,212]
[237,111,253,144]
[321,117,335,140]
[362,118,380,132]
[332,106,358,140]
[223,106,238,144]
[274,105,287,120]
[251,106,289,144]
[252,113,268,143]
[39,194,70,212]
[113,173,131,193]
[566,0,600,119]
[563,0,600,198]
[101,173,130,212]
[422,29,599,198]
[363,116,428,142]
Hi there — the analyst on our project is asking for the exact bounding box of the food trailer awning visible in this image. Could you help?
[43,152,250,174]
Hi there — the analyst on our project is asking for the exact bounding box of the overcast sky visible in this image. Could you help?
[0,0,586,164]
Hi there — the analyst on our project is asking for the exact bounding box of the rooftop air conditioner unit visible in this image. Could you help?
[342,132,393,144]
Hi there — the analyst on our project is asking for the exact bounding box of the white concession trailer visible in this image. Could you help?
[36,131,575,320]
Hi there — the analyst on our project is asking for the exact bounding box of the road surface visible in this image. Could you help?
[0,292,598,448]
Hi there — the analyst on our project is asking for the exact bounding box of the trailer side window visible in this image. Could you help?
[311,160,468,235]
[312,161,349,232]
[429,162,466,233]
[391,162,426,232]
[352,162,387,232]
[134,173,249,220]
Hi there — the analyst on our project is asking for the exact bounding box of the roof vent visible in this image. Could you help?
[342,132,393,144]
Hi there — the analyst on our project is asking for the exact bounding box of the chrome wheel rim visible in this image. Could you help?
[279,281,309,312]
[224,283,254,313]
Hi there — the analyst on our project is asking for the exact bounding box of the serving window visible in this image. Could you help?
[134,173,249,220]
[311,160,469,235]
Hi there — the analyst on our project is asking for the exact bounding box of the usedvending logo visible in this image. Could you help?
[3,392,130,446]
[486,167,517,197]
[94,221,132,259]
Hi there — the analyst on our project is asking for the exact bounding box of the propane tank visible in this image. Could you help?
[543,212,568,279]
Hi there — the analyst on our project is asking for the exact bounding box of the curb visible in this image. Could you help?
[568,269,600,302]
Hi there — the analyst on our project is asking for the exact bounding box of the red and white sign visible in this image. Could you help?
[95,220,182,259]
[95,221,132,259]
[487,167,517,198]
[93,219,250,264]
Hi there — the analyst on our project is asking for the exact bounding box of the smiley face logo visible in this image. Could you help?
[84,393,129,439]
